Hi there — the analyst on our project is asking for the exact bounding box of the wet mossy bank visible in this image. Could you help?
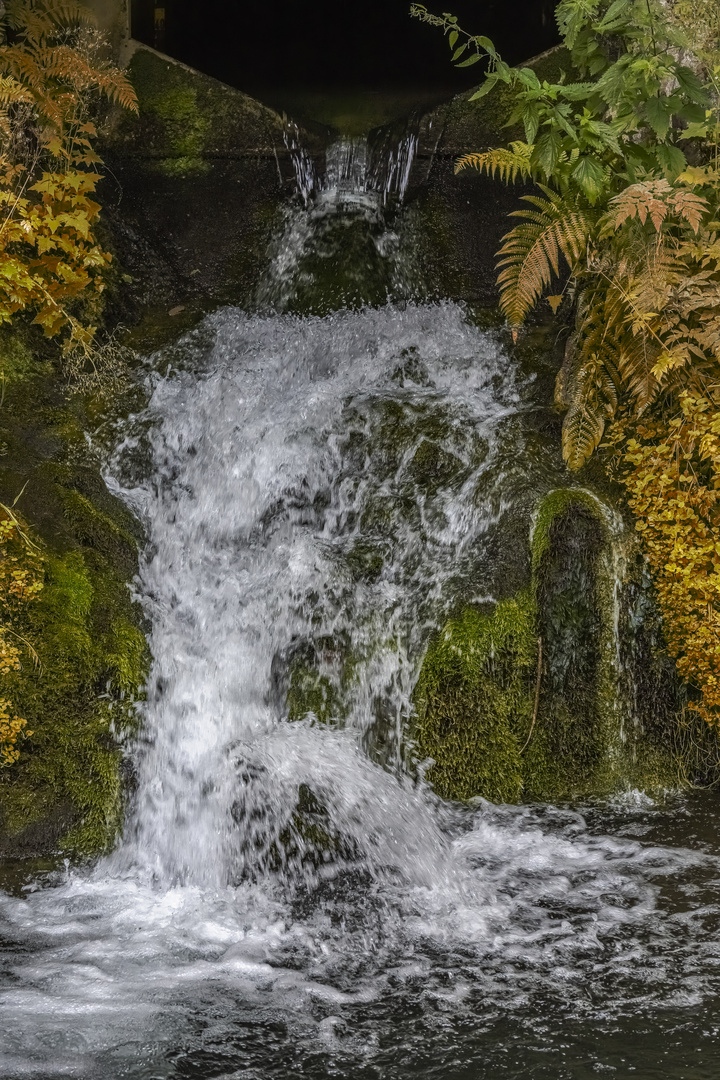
[0,333,149,859]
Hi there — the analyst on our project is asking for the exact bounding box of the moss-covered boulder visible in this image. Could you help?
[0,331,149,858]
[524,489,619,798]
[412,487,696,805]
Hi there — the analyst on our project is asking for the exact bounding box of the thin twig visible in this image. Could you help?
[521,637,543,754]
[2,627,41,669]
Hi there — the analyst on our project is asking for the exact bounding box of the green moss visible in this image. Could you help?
[287,665,341,725]
[526,488,685,798]
[144,86,210,175]
[273,783,356,874]
[106,618,148,697]
[59,489,137,575]
[407,439,465,495]
[411,486,693,804]
[0,541,149,856]
[413,593,536,803]
[531,487,608,577]
[524,490,616,798]
[115,48,289,179]
[0,328,149,859]
[0,336,50,386]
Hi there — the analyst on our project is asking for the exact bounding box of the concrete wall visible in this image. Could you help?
[84,0,130,56]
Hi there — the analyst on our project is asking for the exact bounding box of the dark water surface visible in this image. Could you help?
[2,792,720,1078]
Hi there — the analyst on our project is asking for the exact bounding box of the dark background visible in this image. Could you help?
[130,1,560,95]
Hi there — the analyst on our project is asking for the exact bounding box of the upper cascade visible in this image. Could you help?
[284,121,420,207]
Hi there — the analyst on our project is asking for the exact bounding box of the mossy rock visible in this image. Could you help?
[412,487,699,805]
[0,327,149,859]
[413,593,536,803]
[272,783,358,878]
[284,633,359,727]
[287,666,342,726]
[524,491,613,798]
[528,488,685,797]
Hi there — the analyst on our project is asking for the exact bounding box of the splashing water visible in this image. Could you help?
[108,302,522,890]
[2,132,720,1080]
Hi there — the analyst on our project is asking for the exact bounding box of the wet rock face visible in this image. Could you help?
[398,46,574,307]
[526,502,608,800]
[99,47,326,330]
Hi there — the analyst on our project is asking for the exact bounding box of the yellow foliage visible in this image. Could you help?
[0,506,44,766]
[557,192,720,469]
[616,392,720,727]
[0,0,137,354]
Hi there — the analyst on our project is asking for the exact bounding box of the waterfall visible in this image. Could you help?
[1,103,718,1080]
[108,303,521,889]
[283,121,420,207]
[260,125,421,313]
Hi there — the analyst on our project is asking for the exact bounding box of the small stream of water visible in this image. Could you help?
[2,137,720,1079]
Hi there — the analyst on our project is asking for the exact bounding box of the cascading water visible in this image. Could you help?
[2,118,720,1080]
[110,302,518,891]
[260,130,419,313]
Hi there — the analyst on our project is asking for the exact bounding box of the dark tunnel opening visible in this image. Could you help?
[130,1,561,104]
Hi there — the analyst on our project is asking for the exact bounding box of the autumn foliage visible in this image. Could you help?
[0,0,137,355]
[0,507,43,767]
[0,1,137,766]
[415,0,720,726]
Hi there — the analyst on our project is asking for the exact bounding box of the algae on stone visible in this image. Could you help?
[143,85,210,176]
[413,593,536,803]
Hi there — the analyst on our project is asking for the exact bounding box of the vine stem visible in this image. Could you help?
[645,0,658,56]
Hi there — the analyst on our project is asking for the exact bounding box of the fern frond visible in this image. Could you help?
[562,353,613,469]
[456,141,533,184]
[6,1,94,39]
[608,179,709,234]
[496,185,594,326]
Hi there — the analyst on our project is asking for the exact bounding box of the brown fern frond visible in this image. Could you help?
[617,330,659,412]
[6,0,94,39]
[608,179,709,234]
[0,13,138,120]
[562,353,613,469]
[496,185,594,326]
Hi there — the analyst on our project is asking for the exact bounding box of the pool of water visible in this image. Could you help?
[2,791,720,1078]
